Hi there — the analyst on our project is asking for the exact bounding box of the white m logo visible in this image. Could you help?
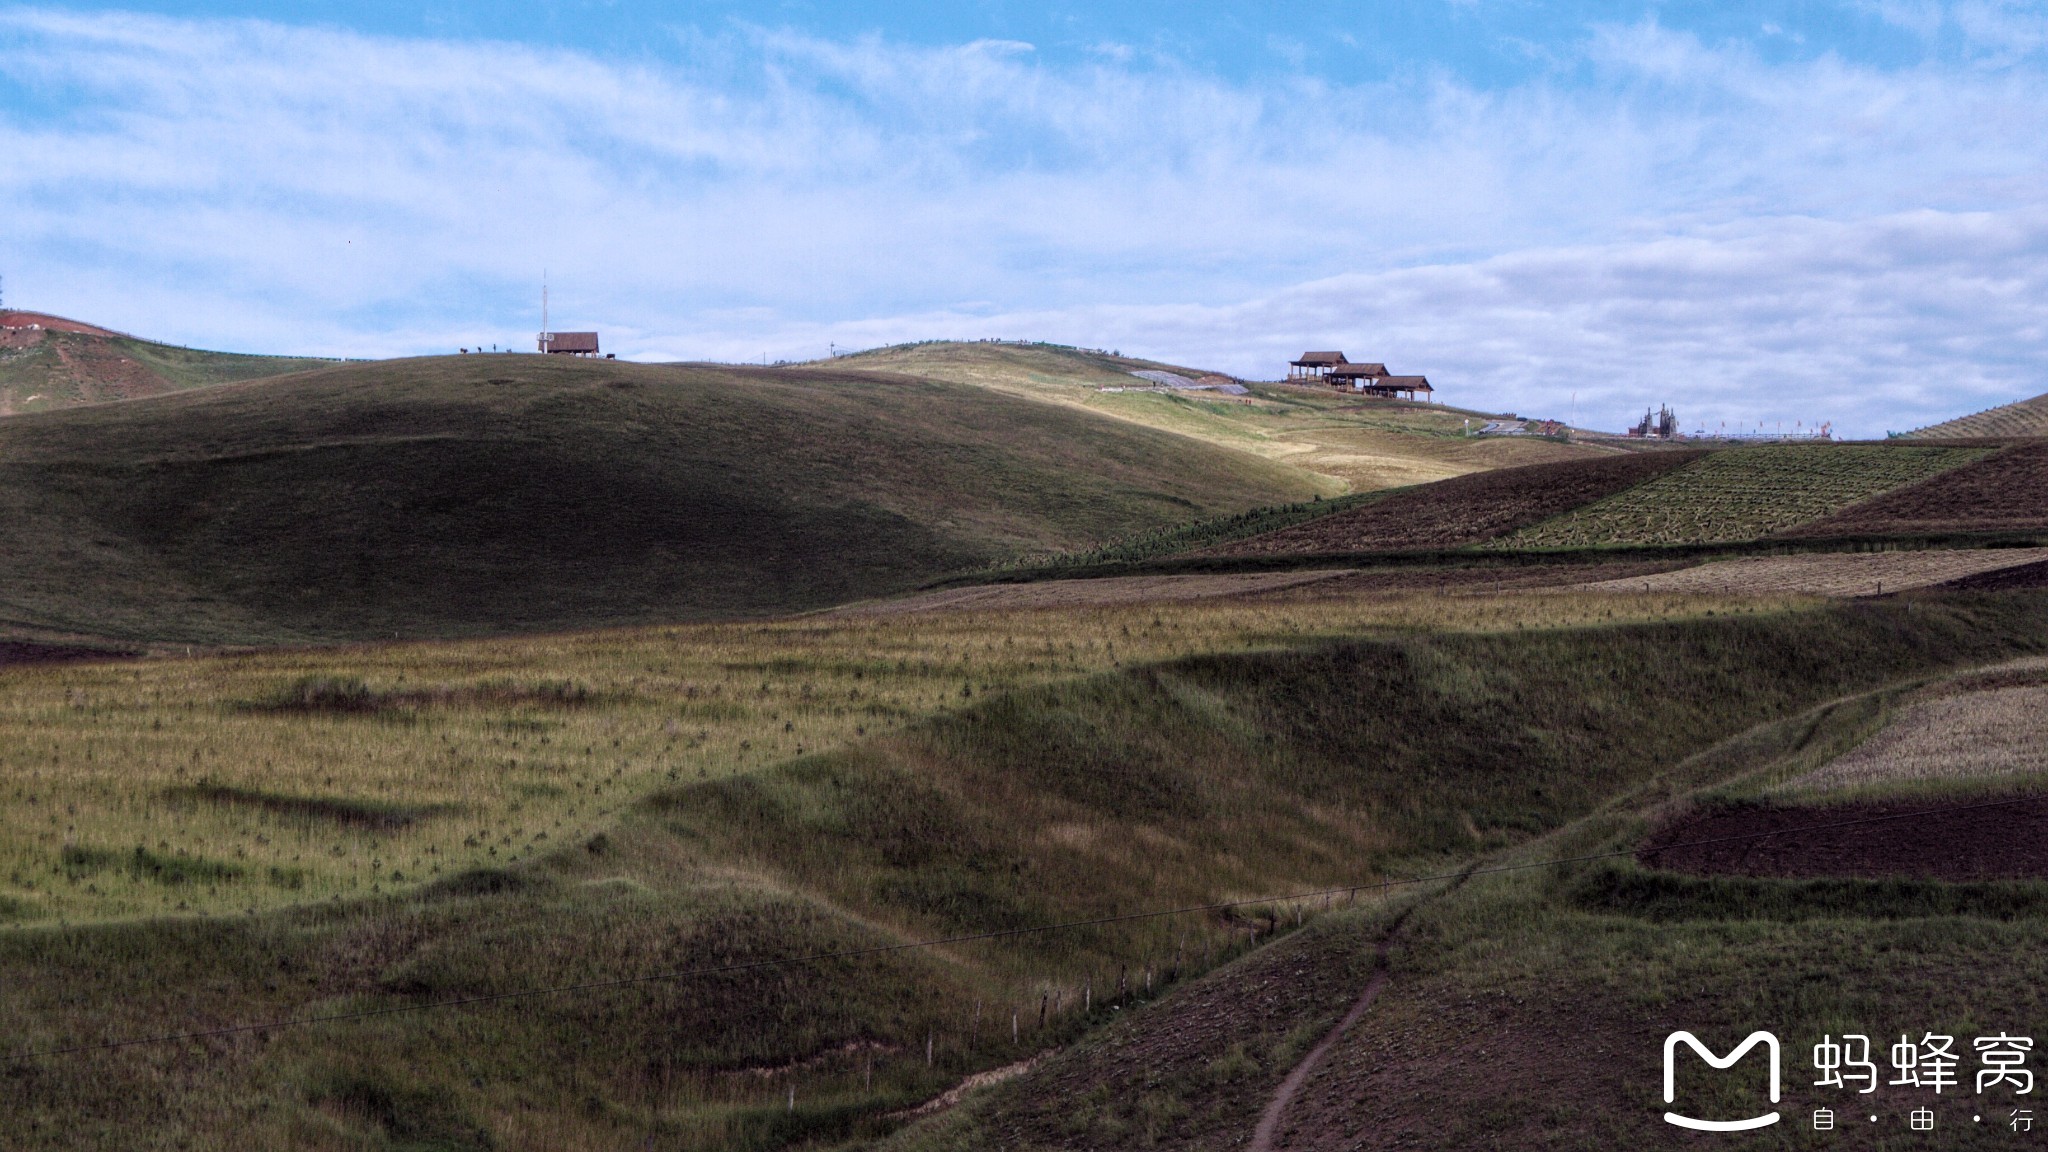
[1663,1030,1782,1132]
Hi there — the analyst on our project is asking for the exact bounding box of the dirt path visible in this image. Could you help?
[831,569,1356,616]
[1248,932,1398,1152]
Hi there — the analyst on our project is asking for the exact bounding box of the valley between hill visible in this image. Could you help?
[7,324,2048,1151]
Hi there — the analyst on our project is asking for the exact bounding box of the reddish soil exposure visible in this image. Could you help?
[1638,797,2048,881]
[44,333,169,400]
[0,310,127,337]
[1941,556,2048,590]
[1207,449,1707,556]
[1780,440,2048,538]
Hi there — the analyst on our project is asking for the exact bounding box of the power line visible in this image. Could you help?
[10,793,2039,1062]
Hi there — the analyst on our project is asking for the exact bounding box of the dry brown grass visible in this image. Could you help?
[1573,548,2047,597]
[1786,658,2048,793]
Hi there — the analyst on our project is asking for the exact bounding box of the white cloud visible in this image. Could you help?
[0,9,2045,436]
[674,209,2048,437]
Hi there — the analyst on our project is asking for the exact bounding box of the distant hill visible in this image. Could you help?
[820,341,1614,494]
[1904,391,2048,439]
[0,354,1318,644]
[0,310,335,413]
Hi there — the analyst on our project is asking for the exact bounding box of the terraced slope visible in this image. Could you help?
[1780,440,2048,538]
[823,342,1609,493]
[1906,391,2048,439]
[0,355,1317,644]
[0,310,334,412]
[1204,449,1704,556]
[1495,443,1990,548]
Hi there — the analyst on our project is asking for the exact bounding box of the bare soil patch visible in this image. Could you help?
[1943,556,2048,589]
[1576,548,2046,597]
[834,570,1356,615]
[1781,440,2048,537]
[0,640,136,667]
[1638,797,2048,881]
[1206,450,1705,556]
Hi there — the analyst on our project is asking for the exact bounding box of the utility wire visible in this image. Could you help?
[11,793,2041,1062]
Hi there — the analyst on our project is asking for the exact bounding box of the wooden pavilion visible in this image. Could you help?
[1288,351,1348,381]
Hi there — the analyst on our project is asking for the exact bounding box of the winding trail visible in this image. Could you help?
[1247,932,1398,1152]
[1249,863,1483,1152]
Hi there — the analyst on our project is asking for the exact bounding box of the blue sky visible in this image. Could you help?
[4,2,2047,434]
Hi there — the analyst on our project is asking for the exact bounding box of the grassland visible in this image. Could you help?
[899,622,2048,1150]
[0,583,1785,926]
[6,588,2048,1150]
[822,342,1608,493]
[0,354,1319,645]
[1496,443,1991,548]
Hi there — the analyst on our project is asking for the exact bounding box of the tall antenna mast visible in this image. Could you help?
[540,271,549,353]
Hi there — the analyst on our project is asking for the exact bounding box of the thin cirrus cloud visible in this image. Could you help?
[0,7,2045,434]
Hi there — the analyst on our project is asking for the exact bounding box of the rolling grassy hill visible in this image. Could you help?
[0,354,1318,645]
[882,598,2048,1152]
[0,310,335,413]
[821,342,1614,494]
[5,588,2046,1149]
